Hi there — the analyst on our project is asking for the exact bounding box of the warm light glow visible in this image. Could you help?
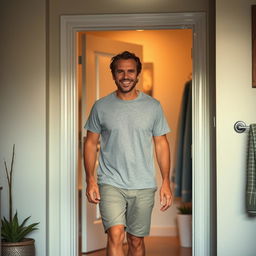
[136,30,144,32]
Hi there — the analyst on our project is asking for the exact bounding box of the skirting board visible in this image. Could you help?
[150,226,178,236]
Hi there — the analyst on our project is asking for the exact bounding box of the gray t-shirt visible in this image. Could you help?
[84,91,170,189]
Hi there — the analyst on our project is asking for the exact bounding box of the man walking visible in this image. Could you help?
[84,51,172,256]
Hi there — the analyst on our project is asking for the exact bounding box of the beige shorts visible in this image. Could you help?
[99,184,156,237]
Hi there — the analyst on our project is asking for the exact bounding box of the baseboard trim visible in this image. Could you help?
[150,226,177,237]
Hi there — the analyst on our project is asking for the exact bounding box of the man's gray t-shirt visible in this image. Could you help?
[84,91,170,189]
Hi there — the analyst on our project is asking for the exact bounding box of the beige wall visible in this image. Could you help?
[216,0,256,255]
[0,0,46,255]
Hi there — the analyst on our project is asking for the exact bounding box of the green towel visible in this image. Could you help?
[246,124,256,215]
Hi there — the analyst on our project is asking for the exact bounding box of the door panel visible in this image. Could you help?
[80,33,143,253]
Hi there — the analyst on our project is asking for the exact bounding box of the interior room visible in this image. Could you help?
[77,29,193,255]
[2,0,256,256]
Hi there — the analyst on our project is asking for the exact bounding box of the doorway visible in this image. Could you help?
[58,13,212,256]
[78,29,193,254]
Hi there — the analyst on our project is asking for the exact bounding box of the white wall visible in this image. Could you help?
[216,0,256,255]
[0,0,46,255]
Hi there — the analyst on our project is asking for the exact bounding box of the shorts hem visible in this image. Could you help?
[104,223,126,233]
[126,229,149,238]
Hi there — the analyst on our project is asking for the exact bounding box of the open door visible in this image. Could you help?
[78,33,143,253]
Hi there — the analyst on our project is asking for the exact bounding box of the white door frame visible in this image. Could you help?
[57,13,211,256]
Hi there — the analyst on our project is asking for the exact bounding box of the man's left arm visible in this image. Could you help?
[153,135,173,211]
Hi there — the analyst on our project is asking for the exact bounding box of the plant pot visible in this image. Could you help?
[177,214,192,247]
[2,238,35,256]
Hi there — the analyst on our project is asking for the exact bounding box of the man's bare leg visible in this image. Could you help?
[126,233,145,256]
[106,225,125,256]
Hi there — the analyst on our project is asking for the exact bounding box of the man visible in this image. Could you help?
[84,51,172,256]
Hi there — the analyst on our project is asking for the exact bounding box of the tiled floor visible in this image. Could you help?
[82,236,192,256]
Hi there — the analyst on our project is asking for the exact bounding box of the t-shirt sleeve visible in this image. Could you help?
[84,103,101,134]
[152,103,171,136]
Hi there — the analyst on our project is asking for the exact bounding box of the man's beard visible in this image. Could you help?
[115,78,138,93]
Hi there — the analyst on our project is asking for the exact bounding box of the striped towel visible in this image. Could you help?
[246,124,256,215]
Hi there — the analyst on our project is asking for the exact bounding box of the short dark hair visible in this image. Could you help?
[110,51,142,76]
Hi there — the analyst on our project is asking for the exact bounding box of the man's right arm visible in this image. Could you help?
[83,130,100,204]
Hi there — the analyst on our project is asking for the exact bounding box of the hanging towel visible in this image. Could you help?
[173,80,192,202]
[246,124,256,215]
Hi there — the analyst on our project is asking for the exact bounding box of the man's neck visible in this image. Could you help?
[116,89,139,101]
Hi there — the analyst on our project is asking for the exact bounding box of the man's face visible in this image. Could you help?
[113,59,139,93]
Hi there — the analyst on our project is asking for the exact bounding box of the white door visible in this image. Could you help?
[80,33,143,253]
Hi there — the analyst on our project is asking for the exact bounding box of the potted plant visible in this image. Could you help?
[177,204,192,248]
[1,145,39,256]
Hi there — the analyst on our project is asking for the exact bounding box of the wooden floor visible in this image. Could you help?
[82,236,192,256]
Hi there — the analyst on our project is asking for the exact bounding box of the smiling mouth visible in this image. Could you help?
[121,79,133,85]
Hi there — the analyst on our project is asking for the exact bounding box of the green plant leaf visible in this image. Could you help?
[2,218,14,241]
[19,216,31,228]
[16,223,39,241]
[1,213,39,242]
[1,147,40,242]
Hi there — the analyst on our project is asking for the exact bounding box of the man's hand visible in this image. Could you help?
[84,131,101,204]
[153,135,172,211]
[160,180,173,211]
[86,179,101,204]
